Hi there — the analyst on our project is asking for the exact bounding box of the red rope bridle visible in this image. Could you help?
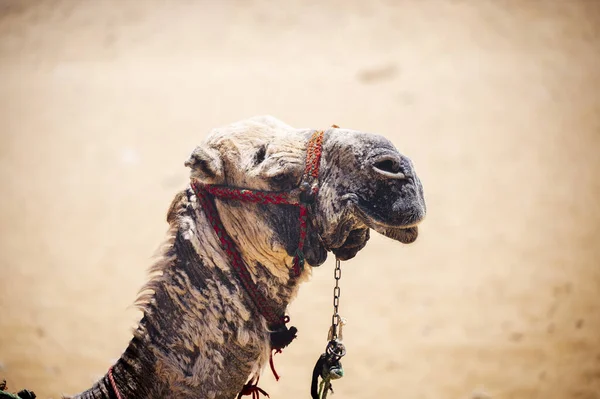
[107,130,326,399]
[192,130,325,397]
[191,130,324,328]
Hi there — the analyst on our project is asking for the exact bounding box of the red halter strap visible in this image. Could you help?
[190,130,324,327]
[192,130,324,397]
[106,131,326,399]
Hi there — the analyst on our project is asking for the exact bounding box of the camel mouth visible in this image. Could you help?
[352,199,424,244]
[322,194,423,261]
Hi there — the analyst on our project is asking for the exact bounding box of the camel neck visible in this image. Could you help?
[72,188,302,399]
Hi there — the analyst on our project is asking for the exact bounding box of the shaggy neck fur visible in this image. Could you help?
[71,186,309,399]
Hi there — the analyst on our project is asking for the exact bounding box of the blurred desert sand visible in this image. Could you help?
[1,1,599,398]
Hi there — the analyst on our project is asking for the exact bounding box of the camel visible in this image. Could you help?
[28,116,427,399]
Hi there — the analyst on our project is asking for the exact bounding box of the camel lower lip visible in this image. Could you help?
[386,226,419,243]
[354,203,423,231]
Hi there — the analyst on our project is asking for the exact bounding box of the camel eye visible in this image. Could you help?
[268,172,296,190]
[270,173,288,184]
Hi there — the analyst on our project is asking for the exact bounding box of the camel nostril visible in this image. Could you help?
[372,157,406,179]
[373,159,400,173]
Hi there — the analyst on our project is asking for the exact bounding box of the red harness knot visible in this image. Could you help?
[238,377,269,399]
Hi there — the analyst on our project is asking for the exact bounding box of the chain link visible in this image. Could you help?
[330,258,343,341]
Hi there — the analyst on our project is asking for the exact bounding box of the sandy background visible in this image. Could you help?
[1,1,599,398]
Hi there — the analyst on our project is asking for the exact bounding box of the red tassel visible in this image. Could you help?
[269,349,282,381]
[238,376,269,399]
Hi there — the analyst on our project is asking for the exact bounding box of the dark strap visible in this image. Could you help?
[310,354,327,399]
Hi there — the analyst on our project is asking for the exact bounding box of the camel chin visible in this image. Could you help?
[331,227,370,261]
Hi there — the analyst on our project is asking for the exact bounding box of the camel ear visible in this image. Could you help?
[184,146,224,184]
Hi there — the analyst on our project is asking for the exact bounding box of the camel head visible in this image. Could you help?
[184,116,426,273]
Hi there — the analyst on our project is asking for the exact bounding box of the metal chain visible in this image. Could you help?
[329,258,343,341]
